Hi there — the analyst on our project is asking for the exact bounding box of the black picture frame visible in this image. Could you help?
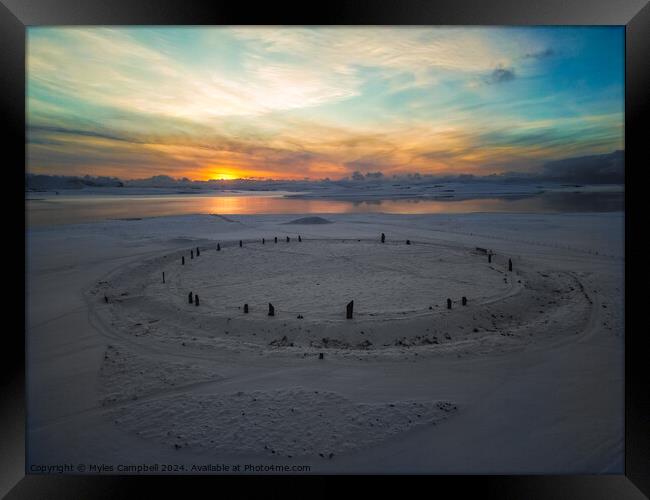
[4,0,648,497]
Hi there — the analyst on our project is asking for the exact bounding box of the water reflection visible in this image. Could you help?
[26,190,624,227]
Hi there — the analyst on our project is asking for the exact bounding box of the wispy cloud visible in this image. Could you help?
[522,47,555,60]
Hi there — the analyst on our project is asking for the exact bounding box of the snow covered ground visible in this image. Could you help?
[26,211,624,473]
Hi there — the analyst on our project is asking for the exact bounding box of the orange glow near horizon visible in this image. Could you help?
[192,166,303,182]
[183,161,352,182]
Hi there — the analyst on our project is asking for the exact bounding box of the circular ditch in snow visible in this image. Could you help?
[92,239,591,355]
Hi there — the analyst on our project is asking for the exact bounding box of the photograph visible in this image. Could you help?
[24,25,627,476]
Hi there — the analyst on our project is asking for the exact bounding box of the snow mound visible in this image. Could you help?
[285,216,333,225]
[109,388,458,458]
[99,344,220,406]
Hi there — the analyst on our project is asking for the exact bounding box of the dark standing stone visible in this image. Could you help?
[190,250,194,259]
[196,247,200,257]
[275,237,278,243]
[162,272,165,284]
[262,238,265,244]
[244,303,249,314]
[406,239,411,245]
[508,258,513,272]
[488,253,492,263]
[346,300,354,319]
[188,291,193,304]
[182,256,185,265]
[286,236,290,243]
[195,294,199,306]
[447,298,452,309]
[217,243,221,251]
[268,303,275,316]
[381,233,385,243]
[319,353,324,360]
[239,240,243,248]
[462,296,467,306]
[298,235,302,242]
[104,294,108,304]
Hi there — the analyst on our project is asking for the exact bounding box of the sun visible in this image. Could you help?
[210,172,238,180]
[202,167,241,180]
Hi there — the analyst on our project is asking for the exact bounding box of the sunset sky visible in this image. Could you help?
[27,27,624,181]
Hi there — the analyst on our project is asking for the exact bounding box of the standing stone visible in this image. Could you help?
[217,243,221,251]
[381,233,385,243]
[488,253,492,263]
[190,250,194,259]
[239,240,243,248]
[319,353,324,360]
[194,294,199,306]
[262,238,265,244]
[244,303,249,314]
[508,258,513,272]
[274,237,278,243]
[182,256,185,265]
[162,272,165,284]
[462,296,467,306]
[406,239,411,245]
[268,303,275,316]
[346,300,354,319]
[196,247,200,257]
[447,298,452,309]
[104,294,108,304]
[298,235,302,242]
[188,291,193,304]
[286,236,290,243]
